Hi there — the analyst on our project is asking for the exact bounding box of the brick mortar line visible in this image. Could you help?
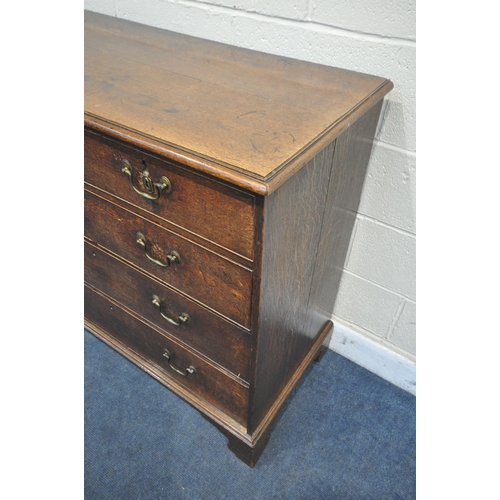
[344,217,360,269]
[175,0,416,46]
[356,214,416,237]
[340,267,416,303]
[386,298,407,338]
[344,212,416,238]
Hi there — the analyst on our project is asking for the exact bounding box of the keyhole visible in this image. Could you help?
[140,160,155,193]
[142,174,154,194]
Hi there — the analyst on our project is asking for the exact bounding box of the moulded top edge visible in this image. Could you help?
[84,11,393,195]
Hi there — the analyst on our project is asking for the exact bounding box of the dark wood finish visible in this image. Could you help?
[84,241,251,381]
[85,129,256,261]
[85,284,249,425]
[198,414,270,468]
[245,320,333,453]
[314,327,334,363]
[249,141,336,431]
[226,430,270,469]
[84,10,393,467]
[84,189,253,329]
[201,321,333,466]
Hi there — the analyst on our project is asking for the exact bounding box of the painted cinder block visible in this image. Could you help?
[230,15,415,150]
[311,0,416,40]
[84,0,115,16]
[194,0,309,20]
[390,301,416,356]
[359,142,416,234]
[374,46,415,152]
[332,271,403,338]
[346,219,416,301]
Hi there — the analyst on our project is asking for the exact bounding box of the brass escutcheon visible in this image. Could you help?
[121,159,172,200]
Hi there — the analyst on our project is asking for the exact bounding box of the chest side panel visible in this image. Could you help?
[249,140,335,431]
[304,101,384,342]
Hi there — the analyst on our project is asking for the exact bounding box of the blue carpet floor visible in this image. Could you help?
[85,329,415,499]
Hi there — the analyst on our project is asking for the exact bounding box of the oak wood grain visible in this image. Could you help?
[85,241,252,382]
[85,10,393,193]
[248,141,336,431]
[85,284,249,426]
[85,129,256,260]
[84,189,253,329]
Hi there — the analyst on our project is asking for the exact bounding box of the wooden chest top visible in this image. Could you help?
[84,10,392,195]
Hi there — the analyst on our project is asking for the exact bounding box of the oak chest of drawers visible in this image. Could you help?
[84,10,393,467]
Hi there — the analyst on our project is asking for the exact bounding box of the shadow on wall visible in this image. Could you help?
[309,100,388,327]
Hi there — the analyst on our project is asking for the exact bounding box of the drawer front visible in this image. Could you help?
[85,189,252,328]
[84,130,255,260]
[85,285,249,426]
[84,241,251,382]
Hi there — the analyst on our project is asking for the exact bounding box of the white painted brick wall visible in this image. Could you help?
[346,219,416,300]
[390,300,416,355]
[196,0,309,20]
[359,143,416,233]
[311,0,416,39]
[332,271,403,336]
[85,0,114,15]
[85,0,416,363]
